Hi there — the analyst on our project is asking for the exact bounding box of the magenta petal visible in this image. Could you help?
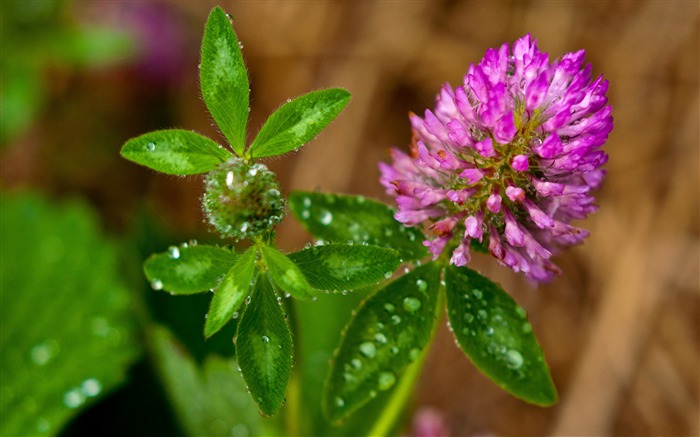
[493,111,516,143]
[474,138,496,158]
[504,210,525,247]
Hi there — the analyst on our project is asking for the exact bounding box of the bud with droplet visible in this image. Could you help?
[202,157,286,240]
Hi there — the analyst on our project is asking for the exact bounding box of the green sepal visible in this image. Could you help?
[289,192,427,261]
[288,244,401,292]
[204,246,257,339]
[144,245,238,295]
[444,265,557,406]
[200,6,249,155]
[261,245,315,300]
[236,272,293,416]
[120,129,231,175]
[323,262,442,422]
[248,88,351,159]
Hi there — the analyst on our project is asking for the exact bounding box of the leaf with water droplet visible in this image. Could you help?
[0,194,139,435]
[121,129,231,175]
[236,272,293,416]
[204,246,256,338]
[200,6,249,155]
[289,192,427,261]
[444,265,556,406]
[248,88,351,159]
[144,245,238,295]
[288,244,401,292]
[261,245,314,300]
[323,262,442,422]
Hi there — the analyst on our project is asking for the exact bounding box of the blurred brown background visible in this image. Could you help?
[2,0,698,436]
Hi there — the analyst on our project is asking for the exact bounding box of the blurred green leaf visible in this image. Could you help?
[236,273,293,416]
[261,245,314,300]
[49,27,134,67]
[0,194,140,436]
[200,6,249,156]
[144,244,238,295]
[289,192,427,261]
[248,89,351,159]
[323,262,442,422]
[444,265,557,406]
[149,324,269,437]
[288,244,401,292]
[121,129,232,176]
[204,246,257,339]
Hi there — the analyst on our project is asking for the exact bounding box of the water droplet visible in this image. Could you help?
[374,333,387,344]
[238,41,244,49]
[409,348,421,361]
[232,311,239,319]
[359,342,376,358]
[384,303,395,313]
[334,396,345,407]
[319,210,333,225]
[146,142,155,151]
[485,326,494,336]
[515,306,527,319]
[301,210,310,220]
[505,349,524,369]
[403,297,422,312]
[390,346,399,354]
[286,98,292,103]
[472,289,483,299]
[262,335,270,343]
[30,340,59,366]
[376,322,385,330]
[521,323,532,333]
[391,315,401,325]
[226,171,235,188]
[245,295,251,305]
[384,271,393,279]
[63,389,86,408]
[463,313,474,323]
[150,279,163,290]
[240,222,249,233]
[477,309,488,320]
[168,245,180,259]
[408,233,416,241]
[378,372,396,390]
[81,378,102,397]
[351,358,362,369]
[248,167,258,177]
[415,279,427,292]
[277,296,283,304]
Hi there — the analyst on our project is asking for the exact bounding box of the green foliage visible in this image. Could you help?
[200,6,249,156]
[0,194,139,435]
[248,89,351,159]
[236,273,293,416]
[144,244,238,295]
[444,265,557,406]
[289,192,427,261]
[148,325,266,437]
[0,0,134,146]
[289,244,402,292]
[323,262,442,422]
[121,130,232,175]
[204,246,257,339]
[261,245,315,300]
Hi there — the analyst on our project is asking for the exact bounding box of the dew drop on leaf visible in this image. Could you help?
[505,349,524,369]
[415,279,427,292]
[146,142,155,151]
[261,335,270,343]
[391,315,401,325]
[319,210,333,225]
[351,358,362,369]
[80,378,102,397]
[167,246,180,259]
[409,348,420,361]
[374,333,387,344]
[402,297,422,313]
[63,389,86,409]
[359,342,376,358]
[378,371,396,390]
[384,303,395,313]
[334,396,345,407]
[150,279,163,290]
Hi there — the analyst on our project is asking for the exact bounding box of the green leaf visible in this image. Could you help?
[323,262,442,422]
[148,325,268,436]
[288,244,402,292]
[204,246,257,338]
[248,88,351,159]
[444,265,557,406]
[200,6,249,156]
[0,194,139,436]
[236,273,293,416]
[144,244,238,295]
[120,129,232,175]
[261,245,315,300]
[289,192,427,261]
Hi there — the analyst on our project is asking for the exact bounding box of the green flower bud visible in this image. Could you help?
[202,158,285,240]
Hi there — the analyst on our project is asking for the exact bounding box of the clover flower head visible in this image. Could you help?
[379,34,613,282]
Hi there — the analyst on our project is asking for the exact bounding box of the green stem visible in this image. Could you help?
[366,284,447,437]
